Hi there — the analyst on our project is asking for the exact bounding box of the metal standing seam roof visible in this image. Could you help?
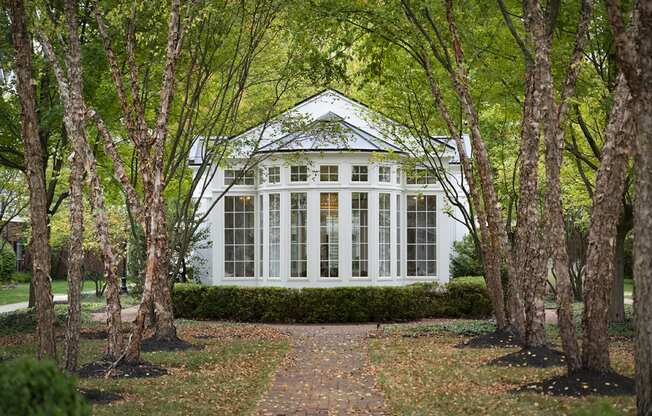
[256,112,404,153]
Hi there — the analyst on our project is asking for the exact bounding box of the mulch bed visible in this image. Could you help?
[489,346,565,368]
[78,360,167,379]
[79,388,123,404]
[140,336,205,352]
[516,370,635,396]
[455,330,522,349]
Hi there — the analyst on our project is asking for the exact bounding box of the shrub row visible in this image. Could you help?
[173,280,492,323]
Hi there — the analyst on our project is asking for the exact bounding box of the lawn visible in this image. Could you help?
[369,321,635,415]
[0,280,71,305]
[0,306,288,416]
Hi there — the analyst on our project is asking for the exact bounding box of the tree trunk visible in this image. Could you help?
[421,62,507,330]
[64,154,84,372]
[609,221,628,323]
[582,74,633,372]
[632,3,652,412]
[515,65,547,347]
[9,0,57,360]
[38,0,126,360]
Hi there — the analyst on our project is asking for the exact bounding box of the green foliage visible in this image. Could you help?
[450,234,484,278]
[0,244,16,281]
[173,280,492,323]
[0,358,90,416]
[9,271,31,283]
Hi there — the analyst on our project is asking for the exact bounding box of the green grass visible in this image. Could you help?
[370,323,635,415]
[0,280,72,305]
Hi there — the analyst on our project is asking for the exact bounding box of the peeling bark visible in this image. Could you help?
[65,152,84,372]
[39,0,125,361]
[582,74,634,372]
[9,0,57,360]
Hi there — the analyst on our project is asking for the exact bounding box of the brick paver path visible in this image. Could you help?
[256,324,387,415]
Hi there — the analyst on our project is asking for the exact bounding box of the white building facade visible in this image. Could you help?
[190,90,468,287]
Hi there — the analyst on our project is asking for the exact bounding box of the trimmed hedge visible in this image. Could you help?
[173,280,492,323]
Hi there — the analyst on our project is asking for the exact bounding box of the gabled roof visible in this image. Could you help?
[257,112,403,153]
[190,89,466,162]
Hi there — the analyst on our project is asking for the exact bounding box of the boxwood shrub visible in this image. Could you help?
[173,280,492,323]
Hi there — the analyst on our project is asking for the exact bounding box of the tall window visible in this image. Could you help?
[351,165,368,182]
[407,195,436,276]
[290,193,307,278]
[379,166,391,183]
[407,168,436,185]
[320,165,338,182]
[320,193,339,278]
[224,195,255,278]
[396,168,401,184]
[268,194,280,278]
[290,166,308,182]
[351,192,368,277]
[378,193,391,277]
[268,166,280,184]
[396,194,401,276]
[259,195,263,277]
[224,169,254,185]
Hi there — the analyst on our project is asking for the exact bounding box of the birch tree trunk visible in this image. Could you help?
[9,0,57,360]
[629,3,652,412]
[64,152,84,372]
[582,74,634,372]
[422,62,507,330]
[39,0,125,360]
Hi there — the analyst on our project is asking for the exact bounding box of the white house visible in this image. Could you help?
[189,89,469,287]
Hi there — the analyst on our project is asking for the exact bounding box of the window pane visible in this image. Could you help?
[379,166,391,183]
[291,166,307,182]
[378,193,391,277]
[319,165,338,182]
[291,193,307,277]
[352,165,368,182]
[406,195,437,276]
[320,193,339,277]
[352,192,368,277]
[224,195,255,278]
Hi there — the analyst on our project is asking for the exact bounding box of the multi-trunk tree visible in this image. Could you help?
[8,0,57,360]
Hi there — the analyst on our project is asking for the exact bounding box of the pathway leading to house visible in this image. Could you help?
[256,324,387,416]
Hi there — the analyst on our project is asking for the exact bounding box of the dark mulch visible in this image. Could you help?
[140,336,205,352]
[516,370,635,396]
[79,388,123,404]
[490,346,565,368]
[455,330,522,349]
[78,360,167,379]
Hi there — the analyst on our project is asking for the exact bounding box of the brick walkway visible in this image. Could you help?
[256,324,387,415]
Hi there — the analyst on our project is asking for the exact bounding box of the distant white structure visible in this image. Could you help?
[189,89,469,287]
